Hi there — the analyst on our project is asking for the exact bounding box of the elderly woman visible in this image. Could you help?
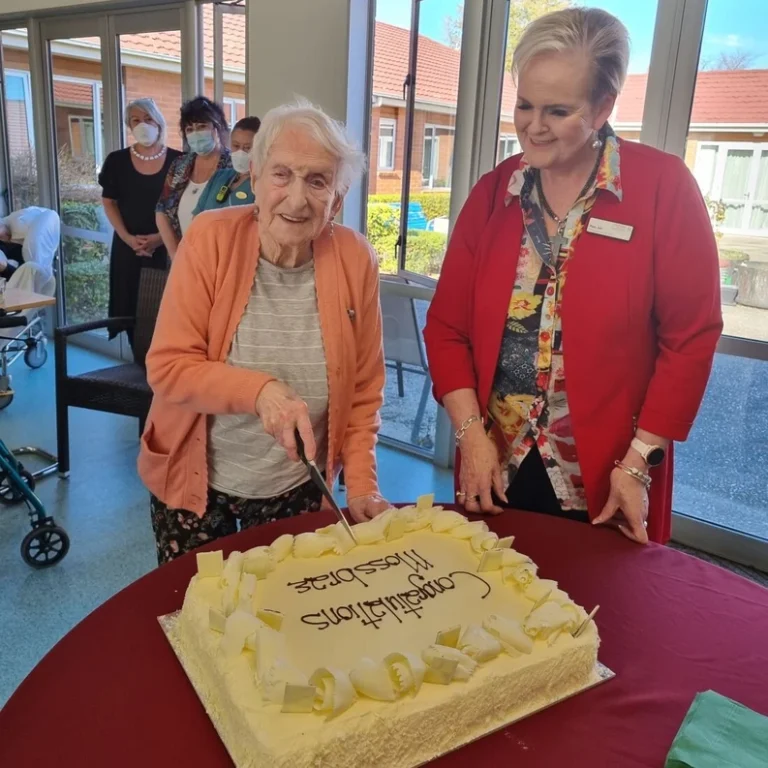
[155,96,231,258]
[99,98,181,353]
[193,116,261,215]
[138,100,388,564]
[424,8,722,545]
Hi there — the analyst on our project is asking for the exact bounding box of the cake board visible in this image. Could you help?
[159,610,615,767]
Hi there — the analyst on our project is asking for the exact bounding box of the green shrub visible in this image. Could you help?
[403,230,447,276]
[64,260,109,324]
[368,192,451,222]
[61,201,102,234]
[718,249,749,263]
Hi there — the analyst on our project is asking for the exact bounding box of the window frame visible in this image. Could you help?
[5,68,35,150]
[377,116,396,171]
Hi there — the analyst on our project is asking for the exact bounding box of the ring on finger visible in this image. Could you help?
[456,491,465,499]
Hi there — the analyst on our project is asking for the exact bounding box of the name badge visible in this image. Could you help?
[235,191,248,200]
[587,217,633,241]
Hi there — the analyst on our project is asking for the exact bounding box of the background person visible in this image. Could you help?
[193,116,261,215]
[99,98,181,353]
[155,96,231,258]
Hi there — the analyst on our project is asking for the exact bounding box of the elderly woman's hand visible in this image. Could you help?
[347,494,391,523]
[592,467,649,544]
[255,380,316,463]
[458,427,507,515]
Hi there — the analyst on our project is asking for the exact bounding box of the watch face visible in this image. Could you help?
[647,447,665,467]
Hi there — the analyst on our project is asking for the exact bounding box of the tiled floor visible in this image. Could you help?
[0,343,453,706]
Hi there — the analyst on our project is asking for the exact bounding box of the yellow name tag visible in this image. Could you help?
[587,217,633,241]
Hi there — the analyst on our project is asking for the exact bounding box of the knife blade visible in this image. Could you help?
[294,429,357,544]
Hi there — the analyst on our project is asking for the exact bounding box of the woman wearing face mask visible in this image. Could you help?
[99,98,182,354]
[193,116,261,215]
[155,96,231,258]
[424,8,722,546]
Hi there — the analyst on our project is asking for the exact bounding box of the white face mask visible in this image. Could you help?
[131,122,160,147]
[231,150,251,175]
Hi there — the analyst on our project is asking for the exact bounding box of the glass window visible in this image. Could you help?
[2,28,38,208]
[497,134,519,163]
[496,1,659,163]
[673,0,768,545]
[118,29,183,151]
[378,117,395,170]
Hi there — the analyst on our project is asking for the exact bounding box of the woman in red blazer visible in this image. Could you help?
[424,8,722,545]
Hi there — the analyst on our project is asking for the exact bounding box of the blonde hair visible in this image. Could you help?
[250,98,366,196]
[124,98,167,144]
[513,8,629,104]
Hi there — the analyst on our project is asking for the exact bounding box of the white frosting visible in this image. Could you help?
[174,501,600,768]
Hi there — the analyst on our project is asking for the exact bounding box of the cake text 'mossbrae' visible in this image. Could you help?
[286,549,434,594]
[298,570,492,632]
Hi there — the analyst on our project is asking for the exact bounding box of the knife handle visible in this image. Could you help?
[294,428,308,464]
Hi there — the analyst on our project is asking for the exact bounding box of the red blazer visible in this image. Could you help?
[424,140,722,543]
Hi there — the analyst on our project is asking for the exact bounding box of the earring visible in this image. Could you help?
[330,218,335,237]
[591,135,602,150]
[253,205,260,219]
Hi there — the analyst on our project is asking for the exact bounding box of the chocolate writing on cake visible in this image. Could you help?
[287,549,434,594]
[299,570,491,631]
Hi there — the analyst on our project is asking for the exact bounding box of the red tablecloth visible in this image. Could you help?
[2,509,768,767]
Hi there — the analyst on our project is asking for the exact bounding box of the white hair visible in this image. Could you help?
[250,98,366,196]
[124,98,167,144]
[513,8,629,104]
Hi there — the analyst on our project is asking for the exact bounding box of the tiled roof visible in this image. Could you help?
[615,70,768,125]
[67,20,768,126]
[53,80,92,108]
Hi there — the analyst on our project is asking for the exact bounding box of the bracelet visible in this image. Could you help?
[455,415,482,444]
[614,460,651,489]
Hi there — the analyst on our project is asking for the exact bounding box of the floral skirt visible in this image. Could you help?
[150,481,322,565]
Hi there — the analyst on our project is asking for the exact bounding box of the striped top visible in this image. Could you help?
[207,258,329,499]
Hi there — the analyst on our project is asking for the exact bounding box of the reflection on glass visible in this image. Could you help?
[2,28,38,208]
[674,354,768,542]
[685,0,768,343]
[51,38,111,327]
[379,286,436,455]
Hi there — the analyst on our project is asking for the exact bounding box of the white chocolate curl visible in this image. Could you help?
[470,531,499,553]
[349,658,397,702]
[400,507,434,532]
[450,521,490,540]
[242,546,275,578]
[309,667,357,718]
[458,624,502,662]
[351,515,389,545]
[482,614,534,655]
[524,602,580,640]
[270,534,294,563]
[292,532,338,558]
[422,644,477,682]
[500,548,532,567]
[502,561,538,588]
[430,509,468,533]
[384,651,426,695]
[220,551,244,587]
[220,610,264,658]
[246,622,286,682]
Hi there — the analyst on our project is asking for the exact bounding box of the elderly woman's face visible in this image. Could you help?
[252,126,340,249]
[514,52,613,170]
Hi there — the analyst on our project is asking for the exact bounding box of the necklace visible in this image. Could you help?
[535,143,603,256]
[131,145,166,162]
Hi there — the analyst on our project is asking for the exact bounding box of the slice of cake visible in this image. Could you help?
[170,497,601,768]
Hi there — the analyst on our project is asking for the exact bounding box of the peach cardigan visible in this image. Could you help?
[137,205,385,517]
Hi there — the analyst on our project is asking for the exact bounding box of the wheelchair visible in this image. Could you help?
[0,437,69,567]
[0,308,48,410]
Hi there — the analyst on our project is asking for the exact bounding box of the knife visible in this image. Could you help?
[294,429,357,545]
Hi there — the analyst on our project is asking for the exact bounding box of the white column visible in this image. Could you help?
[246,0,374,229]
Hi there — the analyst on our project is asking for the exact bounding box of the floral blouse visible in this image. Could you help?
[155,149,231,240]
[487,126,622,511]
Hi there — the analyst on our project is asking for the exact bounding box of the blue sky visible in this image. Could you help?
[375,0,768,72]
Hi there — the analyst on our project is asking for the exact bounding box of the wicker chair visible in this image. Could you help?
[54,266,168,475]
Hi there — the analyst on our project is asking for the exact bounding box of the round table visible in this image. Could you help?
[2,509,768,767]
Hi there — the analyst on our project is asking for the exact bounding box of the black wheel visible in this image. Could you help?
[24,340,48,369]
[0,391,12,410]
[0,466,35,506]
[21,524,70,568]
